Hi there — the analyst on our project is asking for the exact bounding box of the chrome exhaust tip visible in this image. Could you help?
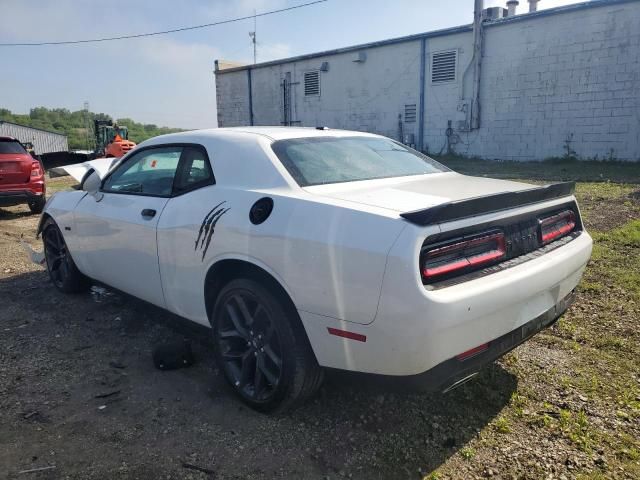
[442,372,479,393]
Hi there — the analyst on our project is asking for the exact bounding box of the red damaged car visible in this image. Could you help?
[0,136,46,214]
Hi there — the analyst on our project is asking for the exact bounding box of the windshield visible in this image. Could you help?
[0,139,27,155]
[271,136,449,187]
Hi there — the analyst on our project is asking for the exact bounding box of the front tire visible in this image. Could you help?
[42,220,89,293]
[211,278,323,413]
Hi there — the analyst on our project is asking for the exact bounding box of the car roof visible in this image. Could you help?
[216,126,380,141]
[135,127,384,191]
[0,136,19,141]
[147,126,380,143]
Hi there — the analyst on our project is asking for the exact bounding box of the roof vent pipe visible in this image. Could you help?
[528,0,539,13]
[506,0,518,16]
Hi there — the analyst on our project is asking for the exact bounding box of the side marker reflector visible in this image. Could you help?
[327,327,366,342]
[456,343,489,361]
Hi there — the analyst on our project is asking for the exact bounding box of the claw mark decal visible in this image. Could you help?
[195,202,230,261]
[195,202,224,250]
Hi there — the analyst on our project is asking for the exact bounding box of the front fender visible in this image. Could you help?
[37,190,87,240]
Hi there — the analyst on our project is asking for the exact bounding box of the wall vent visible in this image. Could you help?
[404,104,417,123]
[431,50,457,83]
[304,71,320,96]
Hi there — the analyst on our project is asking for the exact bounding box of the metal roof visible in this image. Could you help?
[0,120,67,137]
[215,0,635,74]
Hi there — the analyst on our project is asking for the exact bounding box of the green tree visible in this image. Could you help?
[0,107,184,150]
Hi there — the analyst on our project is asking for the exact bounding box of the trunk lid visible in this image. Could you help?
[0,153,33,186]
[303,172,534,213]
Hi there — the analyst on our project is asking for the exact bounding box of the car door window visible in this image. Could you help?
[173,146,215,194]
[103,147,182,196]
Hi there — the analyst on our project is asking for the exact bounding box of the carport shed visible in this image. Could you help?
[0,121,68,155]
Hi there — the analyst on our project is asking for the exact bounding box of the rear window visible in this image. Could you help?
[271,136,449,187]
[0,139,27,154]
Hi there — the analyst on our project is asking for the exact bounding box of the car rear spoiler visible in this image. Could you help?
[400,181,576,226]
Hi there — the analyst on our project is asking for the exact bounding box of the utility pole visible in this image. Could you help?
[470,0,484,130]
[83,101,91,151]
[249,9,257,64]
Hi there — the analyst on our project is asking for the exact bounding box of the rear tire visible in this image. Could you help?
[211,278,323,413]
[28,196,46,214]
[42,220,89,293]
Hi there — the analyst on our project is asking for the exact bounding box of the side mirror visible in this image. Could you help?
[81,169,103,201]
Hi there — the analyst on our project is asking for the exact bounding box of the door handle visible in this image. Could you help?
[141,208,157,218]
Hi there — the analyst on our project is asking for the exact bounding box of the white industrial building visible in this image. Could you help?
[0,121,68,154]
[215,0,640,161]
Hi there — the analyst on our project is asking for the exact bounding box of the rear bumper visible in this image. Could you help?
[0,190,44,207]
[402,289,575,392]
[300,230,592,376]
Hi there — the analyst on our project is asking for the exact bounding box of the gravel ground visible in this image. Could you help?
[0,174,638,479]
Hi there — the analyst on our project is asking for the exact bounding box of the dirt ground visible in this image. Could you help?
[1,171,638,479]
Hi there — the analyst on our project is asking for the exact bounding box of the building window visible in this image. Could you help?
[304,71,320,96]
[404,104,417,123]
[431,50,457,83]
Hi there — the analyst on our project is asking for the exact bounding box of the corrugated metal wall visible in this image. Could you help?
[0,122,68,154]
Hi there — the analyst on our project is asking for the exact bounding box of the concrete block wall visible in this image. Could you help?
[422,31,474,155]
[215,69,251,127]
[216,0,640,161]
[449,0,640,160]
[216,41,424,142]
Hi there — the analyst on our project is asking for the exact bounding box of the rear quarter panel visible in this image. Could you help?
[157,185,407,326]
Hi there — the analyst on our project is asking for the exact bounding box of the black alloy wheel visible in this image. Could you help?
[212,278,324,413]
[217,291,283,402]
[44,225,70,288]
[42,221,89,293]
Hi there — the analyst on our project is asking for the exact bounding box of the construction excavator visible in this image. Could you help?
[93,120,136,158]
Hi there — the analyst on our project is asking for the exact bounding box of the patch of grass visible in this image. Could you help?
[460,447,476,460]
[509,392,528,418]
[577,280,603,294]
[606,219,640,246]
[593,335,626,352]
[588,220,640,300]
[535,407,598,453]
[575,181,638,201]
[435,155,640,183]
[493,416,511,434]
[46,174,78,194]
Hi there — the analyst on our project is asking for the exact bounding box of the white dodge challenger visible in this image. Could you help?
[38,127,592,412]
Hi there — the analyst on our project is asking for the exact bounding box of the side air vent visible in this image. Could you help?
[404,104,417,123]
[304,71,320,96]
[431,50,457,83]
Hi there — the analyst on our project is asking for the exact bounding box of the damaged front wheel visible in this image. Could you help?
[43,220,89,293]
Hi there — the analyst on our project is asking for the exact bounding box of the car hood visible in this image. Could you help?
[49,157,119,182]
[303,172,534,213]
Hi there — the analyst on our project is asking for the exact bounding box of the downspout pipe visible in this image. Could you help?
[470,0,484,130]
[247,68,254,126]
[418,37,426,152]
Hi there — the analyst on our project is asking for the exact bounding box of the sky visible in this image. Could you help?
[0,0,581,129]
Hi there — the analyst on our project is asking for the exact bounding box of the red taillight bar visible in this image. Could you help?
[422,232,506,280]
[539,210,576,245]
